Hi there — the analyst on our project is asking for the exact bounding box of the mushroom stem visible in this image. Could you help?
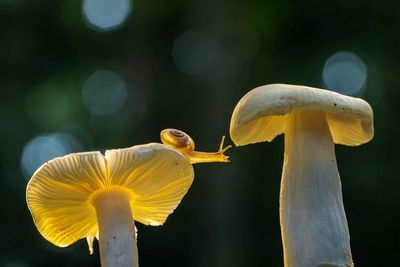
[280,110,353,267]
[93,189,139,267]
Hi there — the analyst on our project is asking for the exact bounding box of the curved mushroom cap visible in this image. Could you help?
[26,143,194,248]
[230,84,374,146]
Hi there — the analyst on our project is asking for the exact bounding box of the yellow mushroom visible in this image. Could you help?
[26,130,230,267]
[230,84,374,267]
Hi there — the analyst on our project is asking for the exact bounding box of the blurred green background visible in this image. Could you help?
[0,0,395,266]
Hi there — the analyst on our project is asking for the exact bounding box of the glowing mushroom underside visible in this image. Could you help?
[26,143,194,267]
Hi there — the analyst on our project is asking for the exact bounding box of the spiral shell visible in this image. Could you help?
[160,129,195,150]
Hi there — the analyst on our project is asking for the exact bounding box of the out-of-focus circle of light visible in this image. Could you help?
[82,70,128,116]
[322,51,367,96]
[172,31,216,75]
[21,133,82,178]
[82,0,132,31]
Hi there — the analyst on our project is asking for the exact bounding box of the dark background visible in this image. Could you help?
[0,0,396,266]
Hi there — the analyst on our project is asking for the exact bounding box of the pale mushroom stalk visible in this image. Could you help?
[281,110,352,267]
[92,189,139,267]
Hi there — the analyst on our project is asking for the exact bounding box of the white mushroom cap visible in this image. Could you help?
[230,84,374,146]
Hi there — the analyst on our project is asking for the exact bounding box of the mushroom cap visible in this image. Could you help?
[26,143,194,248]
[230,84,374,146]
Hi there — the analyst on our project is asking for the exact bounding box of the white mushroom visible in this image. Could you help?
[230,84,374,267]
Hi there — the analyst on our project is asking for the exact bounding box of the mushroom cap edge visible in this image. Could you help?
[230,83,374,146]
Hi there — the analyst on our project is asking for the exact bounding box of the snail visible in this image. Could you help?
[160,128,231,164]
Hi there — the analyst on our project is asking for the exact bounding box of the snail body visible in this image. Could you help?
[160,129,231,164]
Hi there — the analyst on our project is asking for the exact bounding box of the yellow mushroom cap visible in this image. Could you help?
[26,143,194,248]
[230,84,374,146]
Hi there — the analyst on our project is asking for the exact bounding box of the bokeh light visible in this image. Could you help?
[21,133,82,177]
[81,70,128,116]
[322,51,367,96]
[82,0,132,31]
[172,31,216,75]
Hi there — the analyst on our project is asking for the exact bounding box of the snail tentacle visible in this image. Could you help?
[218,135,232,153]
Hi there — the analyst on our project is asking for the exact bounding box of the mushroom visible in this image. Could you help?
[26,129,230,267]
[229,84,374,267]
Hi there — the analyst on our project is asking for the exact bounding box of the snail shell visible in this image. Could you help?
[160,129,195,150]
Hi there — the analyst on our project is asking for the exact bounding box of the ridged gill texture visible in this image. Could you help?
[26,143,194,249]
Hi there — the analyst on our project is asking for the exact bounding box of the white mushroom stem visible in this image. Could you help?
[93,190,139,267]
[280,110,353,267]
